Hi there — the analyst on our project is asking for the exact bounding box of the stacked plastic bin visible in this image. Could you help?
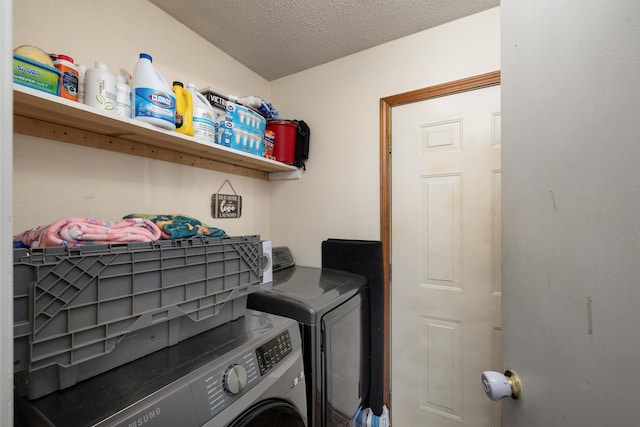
[13,235,263,399]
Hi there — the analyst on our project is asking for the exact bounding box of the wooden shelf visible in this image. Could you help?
[13,84,299,180]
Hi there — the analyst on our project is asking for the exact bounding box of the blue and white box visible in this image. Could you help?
[218,101,266,156]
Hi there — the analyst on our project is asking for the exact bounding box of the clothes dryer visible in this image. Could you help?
[15,310,307,427]
[247,252,369,427]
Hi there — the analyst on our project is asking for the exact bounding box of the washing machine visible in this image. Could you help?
[15,310,307,427]
[246,247,369,427]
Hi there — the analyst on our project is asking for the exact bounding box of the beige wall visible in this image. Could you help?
[270,7,501,266]
[13,0,272,238]
[13,0,500,266]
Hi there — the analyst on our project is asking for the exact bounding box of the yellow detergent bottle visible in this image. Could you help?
[172,81,194,136]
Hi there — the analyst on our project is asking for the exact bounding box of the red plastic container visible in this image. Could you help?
[266,121,298,164]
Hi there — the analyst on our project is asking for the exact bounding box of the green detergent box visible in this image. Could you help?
[13,54,60,96]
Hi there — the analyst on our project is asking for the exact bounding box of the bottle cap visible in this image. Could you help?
[57,54,74,63]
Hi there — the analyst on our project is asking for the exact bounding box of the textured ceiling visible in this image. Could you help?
[149,0,500,81]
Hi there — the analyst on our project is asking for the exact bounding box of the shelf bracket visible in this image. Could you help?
[269,170,302,181]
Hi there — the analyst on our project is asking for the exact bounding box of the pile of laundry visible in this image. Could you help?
[13,214,225,249]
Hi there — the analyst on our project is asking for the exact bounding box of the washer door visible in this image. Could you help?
[228,399,306,427]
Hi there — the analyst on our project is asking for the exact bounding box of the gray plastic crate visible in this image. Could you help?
[14,235,262,399]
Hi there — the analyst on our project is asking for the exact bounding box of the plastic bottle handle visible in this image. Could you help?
[194,91,212,108]
[174,86,185,110]
[174,87,185,125]
[185,88,193,113]
[154,68,172,90]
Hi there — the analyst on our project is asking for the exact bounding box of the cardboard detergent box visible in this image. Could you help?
[13,54,60,96]
[218,101,266,157]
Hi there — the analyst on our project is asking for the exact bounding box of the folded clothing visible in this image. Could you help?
[123,213,226,240]
[13,217,162,248]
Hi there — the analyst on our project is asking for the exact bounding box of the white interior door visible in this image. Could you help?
[499,1,640,425]
[391,85,501,427]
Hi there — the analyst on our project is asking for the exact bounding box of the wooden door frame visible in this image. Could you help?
[378,70,501,409]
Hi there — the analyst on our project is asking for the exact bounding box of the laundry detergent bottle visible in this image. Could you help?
[172,81,194,136]
[187,83,216,143]
[115,74,132,118]
[132,53,176,130]
[84,62,116,113]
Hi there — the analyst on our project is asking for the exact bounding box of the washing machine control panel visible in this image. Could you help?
[193,330,293,423]
[198,349,259,419]
[255,330,292,375]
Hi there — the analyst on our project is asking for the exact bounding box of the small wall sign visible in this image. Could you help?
[212,180,242,218]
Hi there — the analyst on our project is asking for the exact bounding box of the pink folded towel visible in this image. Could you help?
[13,217,162,248]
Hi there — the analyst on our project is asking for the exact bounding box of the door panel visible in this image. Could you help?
[501,1,640,425]
[323,293,366,426]
[391,85,501,427]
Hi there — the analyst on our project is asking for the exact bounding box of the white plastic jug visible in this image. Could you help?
[76,63,87,104]
[187,84,216,143]
[132,53,176,130]
[115,74,132,118]
[84,62,116,113]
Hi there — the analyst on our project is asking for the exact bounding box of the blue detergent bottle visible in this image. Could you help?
[132,53,176,130]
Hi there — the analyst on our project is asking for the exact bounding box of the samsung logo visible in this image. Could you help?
[148,92,174,108]
[128,407,161,427]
